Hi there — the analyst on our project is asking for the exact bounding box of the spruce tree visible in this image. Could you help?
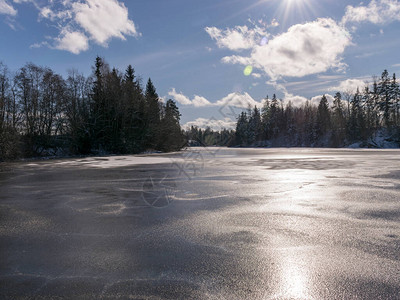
[145,78,161,149]
[331,92,345,146]
[348,88,366,141]
[122,65,145,152]
[235,111,249,146]
[159,99,184,151]
[261,95,270,140]
[378,70,391,127]
[317,95,331,139]
[390,73,400,126]
[248,106,261,145]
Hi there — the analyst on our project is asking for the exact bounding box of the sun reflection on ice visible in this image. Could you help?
[258,168,326,215]
[254,162,330,299]
[273,250,313,299]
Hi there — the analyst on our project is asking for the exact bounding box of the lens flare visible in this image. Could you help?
[260,37,268,46]
[243,65,253,76]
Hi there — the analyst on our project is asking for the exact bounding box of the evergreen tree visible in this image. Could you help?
[284,101,297,145]
[371,79,380,130]
[248,106,261,144]
[317,95,331,139]
[261,95,270,140]
[377,70,391,127]
[90,56,108,149]
[348,88,366,141]
[159,99,184,151]
[122,65,146,153]
[304,100,317,146]
[145,78,161,149]
[235,111,249,146]
[331,92,346,146]
[390,73,400,126]
[104,68,123,152]
[269,94,280,139]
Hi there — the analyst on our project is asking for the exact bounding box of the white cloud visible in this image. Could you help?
[269,19,279,27]
[182,117,236,131]
[168,89,262,109]
[355,51,379,59]
[8,0,140,54]
[72,0,140,46]
[310,94,335,107]
[0,0,17,15]
[282,93,309,107]
[205,24,268,51]
[392,63,400,67]
[168,88,192,106]
[40,6,52,18]
[168,88,212,107]
[29,41,50,49]
[219,18,351,80]
[328,79,368,94]
[265,80,309,107]
[342,0,400,25]
[192,95,211,107]
[39,6,71,21]
[214,92,261,108]
[54,28,89,54]
[221,55,251,66]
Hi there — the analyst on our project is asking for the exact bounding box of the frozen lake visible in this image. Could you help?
[1,148,400,299]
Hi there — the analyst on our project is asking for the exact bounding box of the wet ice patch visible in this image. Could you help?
[54,156,180,168]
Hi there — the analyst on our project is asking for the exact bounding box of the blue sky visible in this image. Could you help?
[1,0,400,129]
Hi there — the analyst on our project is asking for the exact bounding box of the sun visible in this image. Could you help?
[277,0,317,27]
[216,0,318,27]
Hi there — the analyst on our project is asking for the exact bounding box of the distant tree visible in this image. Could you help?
[284,101,297,145]
[347,88,366,141]
[316,95,331,140]
[145,78,161,149]
[377,70,392,127]
[331,92,346,146]
[90,56,107,149]
[65,69,91,154]
[122,65,146,153]
[269,94,280,139]
[159,99,184,151]
[104,67,124,152]
[390,73,400,126]
[235,111,249,146]
[371,78,380,130]
[248,106,262,144]
[304,100,317,146]
[261,95,270,140]
[0,62,20,159]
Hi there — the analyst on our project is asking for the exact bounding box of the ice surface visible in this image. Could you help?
[0,148,399,299]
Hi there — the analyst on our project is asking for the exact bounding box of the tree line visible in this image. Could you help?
[0,57,184,160]
[184,126,235,147]
[234,70,400,147]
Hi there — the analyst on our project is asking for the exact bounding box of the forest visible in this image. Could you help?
[189,70,400,148]
[184,127,235,147]
[235,70,400,148]
[0,57,184,160]
[2,61,400,161]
